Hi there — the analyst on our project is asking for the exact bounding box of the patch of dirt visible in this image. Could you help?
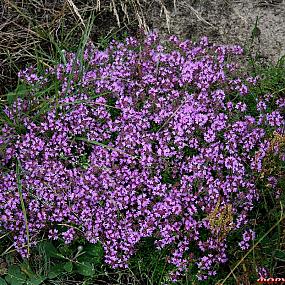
[149,0,285,62]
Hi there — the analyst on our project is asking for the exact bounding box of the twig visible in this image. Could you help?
[66,0,86,28]
[178,2,215,28]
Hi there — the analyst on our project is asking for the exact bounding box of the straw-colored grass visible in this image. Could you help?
[0,0,174,94]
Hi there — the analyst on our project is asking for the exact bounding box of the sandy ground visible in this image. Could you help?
[150,0,285,63]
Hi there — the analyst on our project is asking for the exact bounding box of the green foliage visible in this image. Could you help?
[26,276,45,285]
[80,243,104,264]
[5,265,26,285]
[40,240,104,279]
[129,238,173,284]
[0,240,106,284]
[47,263,64,280]
[75,262,95,277]
[0,277,7,285]
[38,241,63,259]
[63,261,73,273]
[5,84,29,106]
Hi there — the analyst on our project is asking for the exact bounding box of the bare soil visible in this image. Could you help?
[149,0,285,62]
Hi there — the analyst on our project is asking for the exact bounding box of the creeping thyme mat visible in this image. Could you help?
[0,32,284,282]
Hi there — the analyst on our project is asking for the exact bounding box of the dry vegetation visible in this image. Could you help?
[0,0,173,94]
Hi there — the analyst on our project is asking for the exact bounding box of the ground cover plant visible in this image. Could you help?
[0,31,285,284]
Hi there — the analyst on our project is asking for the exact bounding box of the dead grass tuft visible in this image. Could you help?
[0,0,174,94]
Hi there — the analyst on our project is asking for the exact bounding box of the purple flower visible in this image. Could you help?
[239,229,255,250]
[0,31,284,282]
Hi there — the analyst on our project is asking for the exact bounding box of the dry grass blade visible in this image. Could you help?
[66,0,86,28]
[158,0,171,32]
[177,2,215,28]
[111,0,121,27]
[0,0,175,94]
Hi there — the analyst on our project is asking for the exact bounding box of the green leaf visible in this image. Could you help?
[5,265,26,285]
[26,276,45,285]
[47,264,64,279]
[58,244,73,256]
[0,277,7,285]
[274,249,285,261]
[75,262,95,277]
[19,262,34,278]
[63,261,73,273]
[38,241,64,259]
[38,241,58,258]
[77,243,104,266]
[84,243,104,260]
[6,84,28,105]
[6,92,15,105]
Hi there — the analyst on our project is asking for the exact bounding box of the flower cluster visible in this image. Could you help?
[238,229,256,250]
[0,32,284,281]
